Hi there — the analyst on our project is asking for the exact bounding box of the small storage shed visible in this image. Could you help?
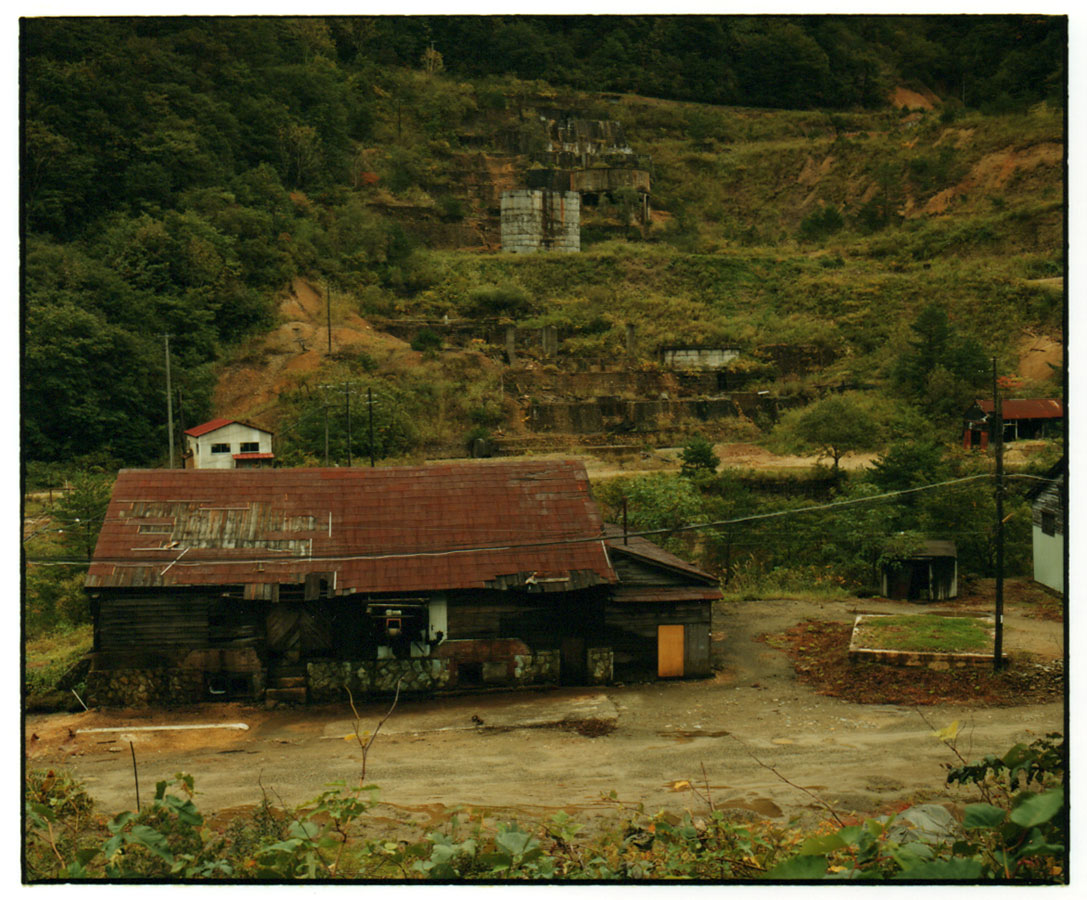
[881,540,958,602]
[604,526,721,680]
[963,399,1063,450]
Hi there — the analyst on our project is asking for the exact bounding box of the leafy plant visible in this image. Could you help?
[679,433,720,477]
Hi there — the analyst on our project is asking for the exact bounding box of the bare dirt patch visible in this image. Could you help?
[212,278,417,422]
[891,86,938,110]
[760,619,1060,708]
[26,584,1063,830]
[1016,331,1063,383]
[921,142,1063,215]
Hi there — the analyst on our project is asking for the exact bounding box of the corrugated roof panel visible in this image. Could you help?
[88,461,615,593]
[976,398,1063,419]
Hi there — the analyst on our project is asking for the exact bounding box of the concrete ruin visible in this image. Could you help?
[501,189,580,253]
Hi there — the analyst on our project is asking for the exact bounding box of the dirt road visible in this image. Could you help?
[25,596,1063,836]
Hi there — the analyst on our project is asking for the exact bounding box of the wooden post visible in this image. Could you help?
[993,358,1005,671]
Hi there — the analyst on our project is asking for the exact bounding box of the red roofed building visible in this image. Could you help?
[184,418,274,469]
[84,461,721,706]
[962,398,1063,450]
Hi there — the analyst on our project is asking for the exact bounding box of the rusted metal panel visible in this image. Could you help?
[87,462,615,594]
[976,398,1063,419]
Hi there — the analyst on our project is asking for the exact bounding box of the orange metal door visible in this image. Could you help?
[657,625,685,678]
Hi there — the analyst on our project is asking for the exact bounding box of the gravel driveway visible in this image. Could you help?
[25,595,1064,835]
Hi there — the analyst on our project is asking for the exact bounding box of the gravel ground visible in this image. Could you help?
[25,593,1064,837]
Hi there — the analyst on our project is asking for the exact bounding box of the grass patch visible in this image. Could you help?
[852,614,991,653]
[26,624,93,710]
[761,619,1053,706]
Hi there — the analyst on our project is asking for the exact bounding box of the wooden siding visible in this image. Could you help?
[611,555,695,587]
[1031,480,1064,535]
[97,593,210,652]
[446,590,607,649]
[606,600,712,677]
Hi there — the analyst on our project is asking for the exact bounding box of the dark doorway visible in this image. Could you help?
[560,637,586,685]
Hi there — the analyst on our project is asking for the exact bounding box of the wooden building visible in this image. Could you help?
[184,418,274,469]
[84,461,720,706]
[962,399,1063,450]
[1027,459,1065,594]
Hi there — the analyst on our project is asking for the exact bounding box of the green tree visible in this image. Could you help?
[773,393,882,471]
[679,434,720,477]
[892,303,990,427]
[52,471,114,561]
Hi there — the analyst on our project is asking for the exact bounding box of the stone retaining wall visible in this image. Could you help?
[85,668,205,707]
[587,648,614,684]
[513,650,560,685]
[306,658,455,702]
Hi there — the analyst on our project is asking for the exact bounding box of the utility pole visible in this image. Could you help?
[163,334,175,468]
[992,358,1005,672]
[368,387,375,468]
[323,406,330,467]
[176,388,185,464]
[345,383,352,467]
[326,281,333,355]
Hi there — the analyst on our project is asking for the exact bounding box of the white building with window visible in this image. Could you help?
[1028,460,1064,594]
[184,418,275,469]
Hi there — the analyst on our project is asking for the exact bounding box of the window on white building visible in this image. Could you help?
[240,441,260,453]
[211,443,230,453]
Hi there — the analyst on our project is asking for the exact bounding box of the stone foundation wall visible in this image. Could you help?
[307,658,455,702]
[513,650,560,685]
[848,648,1001,670]
[307,649,569,701]
[587,648,614,684]
[85,668,205,708]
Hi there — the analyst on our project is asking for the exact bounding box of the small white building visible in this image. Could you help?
[184,418,274,470]
[1028,460,1064,594]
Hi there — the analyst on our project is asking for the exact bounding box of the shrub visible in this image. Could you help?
[410,328,442,352]
[679,434,720,477]
[797,204,844,242]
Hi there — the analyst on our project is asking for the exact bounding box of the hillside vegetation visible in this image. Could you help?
[23,16,1064,609]
[23,16,1064,472]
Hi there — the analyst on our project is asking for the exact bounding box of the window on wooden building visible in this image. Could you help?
[1041,511,1057,536]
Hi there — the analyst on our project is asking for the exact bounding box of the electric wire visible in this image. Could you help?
[24,471,1058,568]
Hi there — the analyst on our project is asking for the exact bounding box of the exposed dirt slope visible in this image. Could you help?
[212,278,416,424]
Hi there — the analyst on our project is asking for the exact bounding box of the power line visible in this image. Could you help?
[26,472,1055,568]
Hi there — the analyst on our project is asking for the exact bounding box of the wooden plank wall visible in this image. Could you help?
[97,594,210,652]
[446,590,607,649]
[606,601,712,677]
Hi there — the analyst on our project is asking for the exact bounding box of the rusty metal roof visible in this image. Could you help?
[604,525,719,585]
[86,461,615,594]
[976,398,1063,419]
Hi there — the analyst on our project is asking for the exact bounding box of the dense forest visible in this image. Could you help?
[21,15,1065,467]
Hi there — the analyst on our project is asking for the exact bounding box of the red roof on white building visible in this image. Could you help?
[184,418,273,438]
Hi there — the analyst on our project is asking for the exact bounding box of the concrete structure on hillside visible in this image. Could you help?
[184,418,274,469]
[501,189,580,253]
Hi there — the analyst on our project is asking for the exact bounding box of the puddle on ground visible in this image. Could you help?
[657,729,730,743]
